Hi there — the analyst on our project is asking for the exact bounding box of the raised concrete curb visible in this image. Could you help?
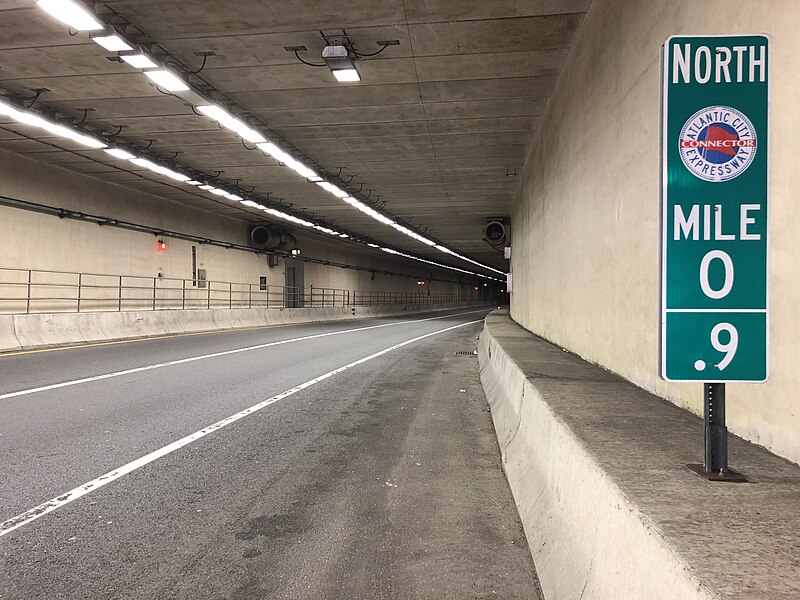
[0,303,483,352]
[478,310,800,600]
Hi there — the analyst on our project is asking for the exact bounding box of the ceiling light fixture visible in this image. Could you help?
[120,52,159,70]
[143,69,190,92]
[0,98,106,149]
[289,35,398,84]
[197,104,266,144]
[90,30,133,52]
[35,0,103,31]
[240,200,264,209]
[256,142,320,181]
[104,147,136,160]
[313,225,342,236]
[332,68,360,83]
[263,208,314,227]
[322,45,360,82]
[129,157,190,182]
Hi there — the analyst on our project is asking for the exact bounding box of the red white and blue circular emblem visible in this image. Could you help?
[679,106,757,182]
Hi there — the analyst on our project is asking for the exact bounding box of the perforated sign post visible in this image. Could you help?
[661,35,769,479]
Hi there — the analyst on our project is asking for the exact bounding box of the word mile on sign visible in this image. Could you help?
[661,35,769,382]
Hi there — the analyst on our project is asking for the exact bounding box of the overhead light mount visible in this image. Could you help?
[287,32,399,83]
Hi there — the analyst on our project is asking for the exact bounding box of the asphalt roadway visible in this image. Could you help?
[0,308,541,599]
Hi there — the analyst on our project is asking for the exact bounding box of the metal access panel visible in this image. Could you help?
[660,35,769,382]
[197,268,207,289]
[283,259,304,308]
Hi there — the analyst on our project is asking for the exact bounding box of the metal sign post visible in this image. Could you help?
[660,35,770,481]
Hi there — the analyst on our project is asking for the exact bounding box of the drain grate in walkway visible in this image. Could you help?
[454,350,478,356]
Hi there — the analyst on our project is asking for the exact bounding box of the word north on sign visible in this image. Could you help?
[661,35,769,382]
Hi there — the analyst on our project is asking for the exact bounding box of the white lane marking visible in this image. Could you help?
[0,318,481,538]
[0,309,488,401]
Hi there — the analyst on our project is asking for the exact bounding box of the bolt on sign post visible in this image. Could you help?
[661,35,769,479]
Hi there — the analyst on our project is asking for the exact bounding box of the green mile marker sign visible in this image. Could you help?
[661,35,769,382]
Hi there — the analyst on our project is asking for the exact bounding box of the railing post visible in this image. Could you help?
[26,269,31,314]
[118,276,122,311]
[182,279,186,310]
[207,281,211,309]
[266,284,270,308]
[153,277,157,311]
[229,282,232,309]
[77,273,82,313]
[249,283,252,309]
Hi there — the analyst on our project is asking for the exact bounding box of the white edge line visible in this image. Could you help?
[0,318,482,538]
[0,308,489,401]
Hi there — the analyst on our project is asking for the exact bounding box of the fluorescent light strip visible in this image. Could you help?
[441,250,505,275]
[333,69,360,83]
[143,69,189,92]
[256,142,320,180]
[104,147,136,160]
[120,53,158,69]
[241,200,265,209]
[263,208,314,228]
[380,247,502,281]
[197,105,266,144]
[313,225,342,236]
[128,157,191,182]
[36,0,103,31]
[91,34,132,52]
[0,98,106,149]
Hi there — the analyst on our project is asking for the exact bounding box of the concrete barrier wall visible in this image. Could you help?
[478,314,713,600]
[0,303,485,353]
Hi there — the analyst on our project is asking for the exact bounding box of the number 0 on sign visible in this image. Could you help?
[660,35,769,382]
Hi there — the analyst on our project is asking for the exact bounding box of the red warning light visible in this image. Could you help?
[157,240,167,251]
[473,286,479,291]
[417,280,426,286]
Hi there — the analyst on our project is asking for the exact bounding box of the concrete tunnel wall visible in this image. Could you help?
[510,0,800,463]
[0,147,482,312]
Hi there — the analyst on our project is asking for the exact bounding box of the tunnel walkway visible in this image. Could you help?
[0,309,540,599]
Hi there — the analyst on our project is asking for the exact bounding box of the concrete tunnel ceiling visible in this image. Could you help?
[0,0,591,277]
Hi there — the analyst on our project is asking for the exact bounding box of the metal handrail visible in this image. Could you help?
[0,266,481,315]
